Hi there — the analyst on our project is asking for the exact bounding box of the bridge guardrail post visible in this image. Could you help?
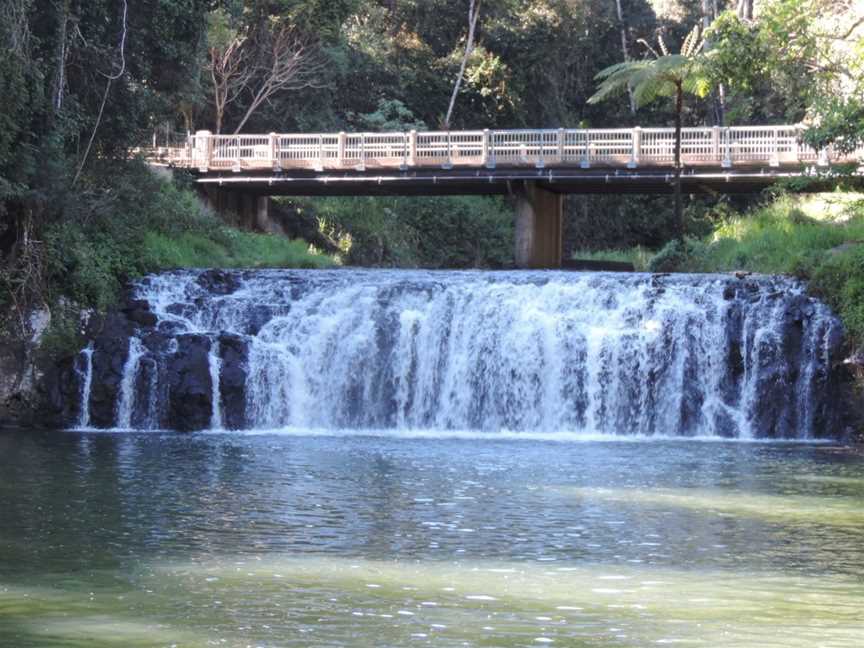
[194,130,212,172]
[270,133,279,171]
[629,127,641,168]
[409,130,418,167]
[712,126,721,163]
[722,127,732,169]
[794,124,803,163]
[770,128,780,167]
[232,135,241,173]
[482,129,490,168]
[358,133,366,171]
[442,131,453,170]
[338,131,347,168]
[557,128,565,165]
[580,131,590,169]
[818,146,830,167]
[316,134,325,172]
[536,131,545,169]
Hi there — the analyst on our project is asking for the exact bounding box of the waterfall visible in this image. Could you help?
[75,343,94,430]
[76,269,843,438]
[208,337,223,430]
[116,337,144,429]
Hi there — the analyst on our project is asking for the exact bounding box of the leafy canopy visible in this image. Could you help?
[588,26,710,108]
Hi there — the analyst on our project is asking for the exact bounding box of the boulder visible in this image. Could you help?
[196,269,241,295]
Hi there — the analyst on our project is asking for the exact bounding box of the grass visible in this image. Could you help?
[680,193,864,276]
[142,229,334,270]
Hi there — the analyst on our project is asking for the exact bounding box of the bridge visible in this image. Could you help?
[154,126,863,268]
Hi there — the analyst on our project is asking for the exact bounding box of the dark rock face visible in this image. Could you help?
[197,269,241,295]
[166,334,213,432]
[88,314,134,428]
[219,333,249,430]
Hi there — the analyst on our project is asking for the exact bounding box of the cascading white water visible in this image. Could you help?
[75,343,94,430]
[88,269,841,438]
[116,337,144,429]
[208,337,223,430]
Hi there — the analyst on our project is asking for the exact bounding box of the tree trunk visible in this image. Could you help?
[701,0,725,125]
[737,0,754,20]
[444,0,481,129]
[615,0,636,115]
[52,0,71,115]
[674,83,684,240]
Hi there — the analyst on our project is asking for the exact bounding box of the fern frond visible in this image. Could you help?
[658,33,669,57]
[593,60,649,81]
[632,74,676,105]
[681,26,701,57]
[636,38,661,60]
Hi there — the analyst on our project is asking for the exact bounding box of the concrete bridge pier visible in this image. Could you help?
[199,186,271,232]
[514,182,563,269]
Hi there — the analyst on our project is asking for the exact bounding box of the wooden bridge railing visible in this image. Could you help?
[153,126,864,173]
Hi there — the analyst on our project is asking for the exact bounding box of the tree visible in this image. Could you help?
[444,0,481,129]
[232,24,327,134]
[614,0,636,115]
[205,10,327,135]
[207,12,248,135]
[588,26,711,237]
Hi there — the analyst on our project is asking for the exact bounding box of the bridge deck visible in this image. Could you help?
[151,126,863,195]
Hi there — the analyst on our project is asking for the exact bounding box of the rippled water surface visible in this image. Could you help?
[1,430,863,647]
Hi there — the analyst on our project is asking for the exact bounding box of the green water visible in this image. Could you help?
[1,430,862,647]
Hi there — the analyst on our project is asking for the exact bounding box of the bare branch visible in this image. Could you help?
[232,26,327,134]
[209,35,254,133]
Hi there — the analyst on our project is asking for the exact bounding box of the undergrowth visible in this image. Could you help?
[41,164,332,312]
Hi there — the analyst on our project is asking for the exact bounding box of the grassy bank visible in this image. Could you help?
[37,165,333,313]
[574,192,864,344]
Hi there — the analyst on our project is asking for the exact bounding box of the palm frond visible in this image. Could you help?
[590,23,713,109]
[682,72,712,99]
[588,61,652,104]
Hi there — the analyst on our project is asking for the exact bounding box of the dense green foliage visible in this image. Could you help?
[1,0,863,333]
[303,195,514,268]
[42,165,330,311]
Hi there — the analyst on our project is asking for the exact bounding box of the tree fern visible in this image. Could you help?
[588,25,713,239]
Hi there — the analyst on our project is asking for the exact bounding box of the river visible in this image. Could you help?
[1,430,863,646]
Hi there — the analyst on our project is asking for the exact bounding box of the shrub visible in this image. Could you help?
[811,247,864,344]
[648,239,699,273]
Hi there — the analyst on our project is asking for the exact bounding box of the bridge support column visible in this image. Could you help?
[199,187,272,233]
[514,182,563,269]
